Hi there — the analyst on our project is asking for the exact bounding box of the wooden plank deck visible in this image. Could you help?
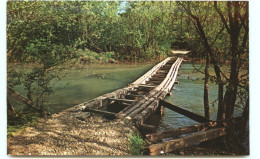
[115,57,183,126]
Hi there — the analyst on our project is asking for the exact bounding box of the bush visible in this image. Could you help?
[128,131,145,155]
[75,48,115,63]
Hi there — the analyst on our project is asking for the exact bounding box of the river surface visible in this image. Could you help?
[10,62,243,130]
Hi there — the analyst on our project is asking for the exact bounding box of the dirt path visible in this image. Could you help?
[7,108,134,156]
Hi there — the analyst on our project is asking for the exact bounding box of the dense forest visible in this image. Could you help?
[7,1,249,155]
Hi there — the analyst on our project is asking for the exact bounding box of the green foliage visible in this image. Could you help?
[128,131,145,155]
[74,48,115,63]
[7,1,189,63]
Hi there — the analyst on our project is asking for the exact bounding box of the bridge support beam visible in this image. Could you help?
[160,100,211,123]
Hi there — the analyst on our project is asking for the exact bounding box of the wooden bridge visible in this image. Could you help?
[73,57,183,126]
[8,55,230,155]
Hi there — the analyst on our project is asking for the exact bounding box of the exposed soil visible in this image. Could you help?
[7,108,134,156]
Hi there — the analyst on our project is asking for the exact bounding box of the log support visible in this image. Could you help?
[160,100,211,123]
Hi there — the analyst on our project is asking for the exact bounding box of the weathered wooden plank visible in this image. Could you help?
[133,58,183,125]
[108,98,135,103]
[146,81,162,84]
[115,99,146,119]
[125,94,145,98]
[83,108,116,117]
[160,100,211,123]
[149,127,226,155]
[137,84,156,88]
[117,58,182,123]
[152,73,168,76]
[150,77,165,80]
[160,66,171,69]
[127,90,147,95]
[149,78,164,81]
[132,57,171,85]
[156,70,168,73]
[127,98,155,119]
[146,121,220,142]
[155,58,182,91]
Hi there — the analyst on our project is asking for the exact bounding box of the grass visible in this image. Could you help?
[128,131,145,155]
[7,111,40,136]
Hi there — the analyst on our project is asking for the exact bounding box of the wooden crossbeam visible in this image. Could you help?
[83,108,116,117]
[149,127,226,155]
[127,90,147,95]
[156,70,168,73]
[146,81,162,85]
[137,84,156,88]
[151,77,165,80]
[152,74,167,77]
[125,94,145,98]
[108,98,135,103]
[160,100,211,123]
[149,78,164,81]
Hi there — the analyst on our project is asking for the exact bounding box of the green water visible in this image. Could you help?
[11,63,156,113]
[9,62,244,130]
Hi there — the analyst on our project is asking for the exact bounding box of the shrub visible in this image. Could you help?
[128,131,145,155]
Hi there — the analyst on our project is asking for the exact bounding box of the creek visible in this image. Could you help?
[10,62,243,131]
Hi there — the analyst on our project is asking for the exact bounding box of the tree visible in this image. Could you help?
[177,1,249,123]
[214,1,249,120]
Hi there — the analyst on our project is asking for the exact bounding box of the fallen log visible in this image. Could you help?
[7,86,41,112]
[7,98,15,114]
[149,127,226,155]
[146,121,220,142]
[160,100,211,123]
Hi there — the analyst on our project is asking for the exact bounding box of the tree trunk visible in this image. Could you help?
[239,97,249,140]
[224,46,239,119]
[204,53,210,119]
[217,83,225,120]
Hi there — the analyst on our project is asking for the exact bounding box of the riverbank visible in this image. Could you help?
[7,105,136,155]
